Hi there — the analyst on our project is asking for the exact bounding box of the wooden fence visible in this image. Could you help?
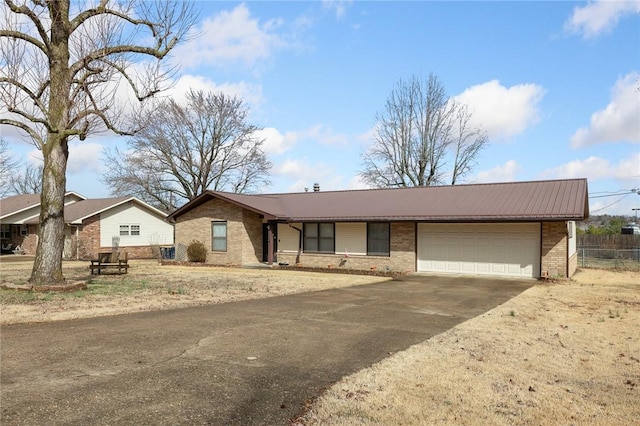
[578,234,640,249]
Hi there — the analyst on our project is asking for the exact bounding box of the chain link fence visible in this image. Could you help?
[578,247,640,270]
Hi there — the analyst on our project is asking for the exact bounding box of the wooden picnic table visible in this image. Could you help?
[89,251,129,275]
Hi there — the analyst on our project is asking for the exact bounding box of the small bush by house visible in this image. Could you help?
[187,240,207,263]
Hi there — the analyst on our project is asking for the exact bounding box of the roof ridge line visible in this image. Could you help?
[229,177,588,196]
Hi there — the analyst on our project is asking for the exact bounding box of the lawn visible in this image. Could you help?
[297,268,640,425]
[2,258,638,424]
[0,258,389,324]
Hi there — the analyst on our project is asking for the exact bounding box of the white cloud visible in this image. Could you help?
[254,127,297,155]
[473,160,522,183]
[345,174,370,190]
[564,0,640,38]
[67,141,104,174]
[172,4,287,69]
[358,127,377,145]
[25,149,43,166]
[274,158,343,192]
[454,80,545,140]
[322,0,353,20]
[26,141,103,175]
[164,74,264,110]
[300,125,349,146]
[539,153,640,182]
[259,125,349,156]
[570,72,640,147]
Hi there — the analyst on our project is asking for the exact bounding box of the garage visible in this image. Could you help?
[417,223,541,278]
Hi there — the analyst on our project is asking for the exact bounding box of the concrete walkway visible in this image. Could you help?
[1,275,532,425]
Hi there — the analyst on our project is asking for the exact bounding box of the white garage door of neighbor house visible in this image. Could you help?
[417,223,541,278]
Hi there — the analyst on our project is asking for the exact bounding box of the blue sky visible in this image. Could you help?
[4,1,640,216]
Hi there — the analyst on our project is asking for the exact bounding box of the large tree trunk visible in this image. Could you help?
[29,136,68,285]
[29,0,71,285]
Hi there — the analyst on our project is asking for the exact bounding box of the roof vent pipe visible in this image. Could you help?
[313,183,320,192]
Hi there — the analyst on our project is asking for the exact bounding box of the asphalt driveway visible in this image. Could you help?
[1,274,532,425]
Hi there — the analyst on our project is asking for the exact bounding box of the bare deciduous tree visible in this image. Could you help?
[11,163,43,194]
[361,73,488,188]
[0,0,197,284]
[0,138,20,196]
[103,89,272,211]
[450,104,488,185]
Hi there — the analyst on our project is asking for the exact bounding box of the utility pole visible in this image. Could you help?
[633,208,640,224]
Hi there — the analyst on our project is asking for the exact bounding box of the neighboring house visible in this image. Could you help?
[168,178,589,279]
[0,193,174,259]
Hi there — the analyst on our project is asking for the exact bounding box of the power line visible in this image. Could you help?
[589,187,640,199]
[590,193,630,213]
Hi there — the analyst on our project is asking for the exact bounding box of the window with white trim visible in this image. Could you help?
[119,224,141,236]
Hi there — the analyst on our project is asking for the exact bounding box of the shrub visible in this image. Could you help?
[187,240,207,262]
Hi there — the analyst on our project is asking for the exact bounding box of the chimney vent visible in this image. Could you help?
[313,183,320,192]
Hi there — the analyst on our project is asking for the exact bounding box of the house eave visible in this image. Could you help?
[283,215,586,223]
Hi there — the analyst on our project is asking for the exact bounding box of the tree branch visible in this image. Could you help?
[0,118,44,146]
[2,0,51,53]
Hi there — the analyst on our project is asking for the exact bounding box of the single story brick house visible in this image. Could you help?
[168,178,589,279]
[0,192,174,259]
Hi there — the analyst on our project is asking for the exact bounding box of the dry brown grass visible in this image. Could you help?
[299,269,640,425]
[3,259,638,424]
[0,258,389,324]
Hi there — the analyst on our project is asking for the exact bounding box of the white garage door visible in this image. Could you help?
[417,223,540,278]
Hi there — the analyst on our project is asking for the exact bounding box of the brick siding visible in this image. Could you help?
[541,221,569,278]
[173,198,574,279]
[174,198,262,265]
[74,214,160,260]
[21,232,38,255]
[78,214,101,259]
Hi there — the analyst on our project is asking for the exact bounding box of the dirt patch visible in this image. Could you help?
[0,259,390,325]
[297,268,640,425]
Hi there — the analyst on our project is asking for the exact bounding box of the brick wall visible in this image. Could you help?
[541,221,568,278]
[78,214,100,259]
[11,224,39,255]
[276,221,417,273]
[76,214,164,260]
[175,198,262,265]
[242,210,263,263]
[390,222,416,272]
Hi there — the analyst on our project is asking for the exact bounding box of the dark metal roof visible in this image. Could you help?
[169,178,589,222]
